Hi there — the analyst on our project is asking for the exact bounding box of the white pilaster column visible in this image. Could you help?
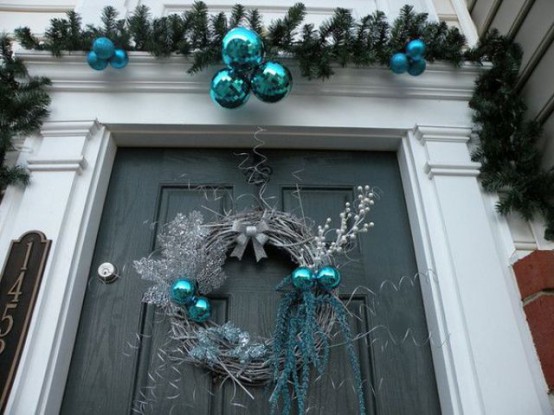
[1,121,116,415]
[400,125,550,414]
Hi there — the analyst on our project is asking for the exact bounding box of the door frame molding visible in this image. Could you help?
[0,53,550,414]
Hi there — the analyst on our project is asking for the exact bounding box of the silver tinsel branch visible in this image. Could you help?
[135,211,228,304]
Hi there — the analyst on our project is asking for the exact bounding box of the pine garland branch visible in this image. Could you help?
[467,29,554,239]
[0,34,50,190]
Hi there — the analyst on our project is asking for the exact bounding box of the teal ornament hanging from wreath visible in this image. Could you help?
[316,266,341,290]
[187,296,212,323]
[222,27,265,72]
[291,267,315,290]
[170,278,197,305]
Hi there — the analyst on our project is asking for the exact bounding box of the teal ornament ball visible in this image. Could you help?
[210,68,251,109]
[250,61,292,103]
[87,51,108,71]
[316,266,341,290]
[291,267,315,290]
[110,49,129,69]
[406,39,426,60]
[222,27,264,72]
[170,278,197,306]
[92,37,115,60]
[390,53,409,74]
[187,296,211,323]
[408,59,426,76]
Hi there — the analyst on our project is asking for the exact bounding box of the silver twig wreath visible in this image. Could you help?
[134,185,376,411]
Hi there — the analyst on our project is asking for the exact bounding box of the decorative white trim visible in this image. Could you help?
[414,125,473,142]
[0,3,73,13]
[163,3,340,16]
[40,120,101,139]
[424,162,481,178]
[27,157,87,173]
[18,51,484,101]
[449,0,479,46]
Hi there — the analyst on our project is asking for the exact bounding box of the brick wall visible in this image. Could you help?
[513,250,554,391]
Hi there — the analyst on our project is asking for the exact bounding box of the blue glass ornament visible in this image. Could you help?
[408,59,426,76]
[316,266,341,290]
[291,267,315,290]
[222,27,264,72]
[86,51,108,71]
[250,61,292,103]
[92,37,115,60]
[210,68,251,109]
[110,49,129,69]
[170,278,197,306]
[187,296,211,323]
[390,53,409,74]
[406,39,426,60]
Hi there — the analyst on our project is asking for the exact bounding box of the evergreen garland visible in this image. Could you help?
[10,3,554,240]
[0,34,50,191]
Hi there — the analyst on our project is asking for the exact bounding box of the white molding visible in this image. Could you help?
[163,3,340,15]
[27,157,87,173]
[0,3,73,13]
[18,51,483,101]
[410,124,551,414]
[449,0,479,46]
[424,162,481,178]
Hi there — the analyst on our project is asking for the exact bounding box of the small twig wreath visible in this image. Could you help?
[135,186,375,414]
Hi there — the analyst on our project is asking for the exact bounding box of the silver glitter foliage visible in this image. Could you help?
[190,322,268,366]
[134,211,228,304]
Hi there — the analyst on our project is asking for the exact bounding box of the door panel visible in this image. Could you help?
[61,149,440,414]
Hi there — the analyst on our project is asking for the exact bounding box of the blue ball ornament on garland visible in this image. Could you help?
[87,51,108,71]
[405,39,426,61]
[170,278,197,306]
[222,27,265,72]
[187,296,212,323]
[408,58,426,76]
[291,267,315,290]
[390,53,409,74]
[250,61,293,103]
[210,68,251,109]
[92,37,115,60]
[316,266,341,290]
[110,49,129,69]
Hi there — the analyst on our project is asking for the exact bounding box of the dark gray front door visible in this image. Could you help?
[61,149,440,414]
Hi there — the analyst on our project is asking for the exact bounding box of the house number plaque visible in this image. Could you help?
[0,231,51,412]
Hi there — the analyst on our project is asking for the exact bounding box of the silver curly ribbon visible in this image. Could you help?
[231,219,270,262]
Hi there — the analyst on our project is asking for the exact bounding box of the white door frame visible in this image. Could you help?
[0,51,550,414]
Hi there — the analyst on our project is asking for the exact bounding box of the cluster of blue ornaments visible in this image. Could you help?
[170,278,211,323]
[211,27,293,109]
[390,39,427,76]
[291,266,342,291]
[87,37,128,71]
